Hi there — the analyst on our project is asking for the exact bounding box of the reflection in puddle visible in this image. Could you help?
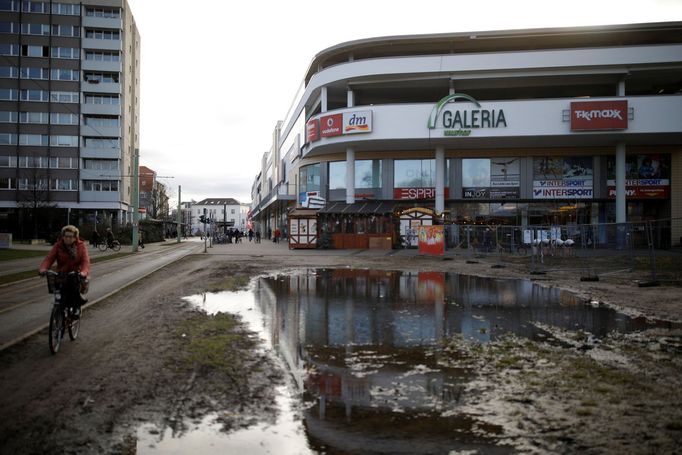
[138,269,674,454]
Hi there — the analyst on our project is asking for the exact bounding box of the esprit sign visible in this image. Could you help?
[570,100,628,130]
[393,188,450,200]
[428,93,507,137]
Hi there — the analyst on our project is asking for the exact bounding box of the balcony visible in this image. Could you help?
[82,60,122,73]
[81,81,121,95]
[80,168,119,180]
[80,125,120,138]
[80,190,120,203]
[82,38,122,52]
[82,16,122,30]
[80,146,121,159]
[81,104,121,116]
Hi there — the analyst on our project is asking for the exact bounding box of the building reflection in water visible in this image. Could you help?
[251,269,658,454]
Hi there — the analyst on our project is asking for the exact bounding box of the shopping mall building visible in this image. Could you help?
[250,22,682,249]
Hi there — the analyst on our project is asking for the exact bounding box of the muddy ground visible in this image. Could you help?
[0,251,680,454]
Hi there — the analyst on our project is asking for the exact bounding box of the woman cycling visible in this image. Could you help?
[39,225,91,317]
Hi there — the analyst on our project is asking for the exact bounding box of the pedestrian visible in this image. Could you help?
[256,230,261,243]
[248,228,254,242]
[267,228,272,242]
[91,229,101,248]
[138,230,145,249]
[274,227,281,243]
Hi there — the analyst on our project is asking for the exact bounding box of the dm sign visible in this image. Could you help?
[428,93,507,137]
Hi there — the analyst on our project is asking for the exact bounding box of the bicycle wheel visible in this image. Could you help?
[68,308,81,340]
[98,241,107,252]
[49,306,64,354]
[112,241,121,252]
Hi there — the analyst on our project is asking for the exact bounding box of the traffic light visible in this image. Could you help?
[199,215,206,224]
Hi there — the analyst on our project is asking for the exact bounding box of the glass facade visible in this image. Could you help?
[329,159,382,189]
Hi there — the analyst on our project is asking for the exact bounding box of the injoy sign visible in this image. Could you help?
[570,100,628,130]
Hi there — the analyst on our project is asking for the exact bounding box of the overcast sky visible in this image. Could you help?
[125,0,682,205]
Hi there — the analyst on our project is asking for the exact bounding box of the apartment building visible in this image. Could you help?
[251,22,682,248]
[0,0,140,239]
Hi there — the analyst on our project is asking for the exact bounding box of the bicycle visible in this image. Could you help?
[97,240,121,252]
[44,270,84,354]
[496,241,528,256]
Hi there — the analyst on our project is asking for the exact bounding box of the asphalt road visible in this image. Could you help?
[0,240,202,350]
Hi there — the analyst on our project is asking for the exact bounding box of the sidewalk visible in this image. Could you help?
[0,239,185,277]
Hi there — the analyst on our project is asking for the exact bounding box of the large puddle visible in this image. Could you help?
[137,269,676,454]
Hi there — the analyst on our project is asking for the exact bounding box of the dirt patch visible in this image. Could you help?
[0,251,680,453]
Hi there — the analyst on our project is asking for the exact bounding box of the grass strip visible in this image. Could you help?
[0,249,47,261]
[0,252,133,286]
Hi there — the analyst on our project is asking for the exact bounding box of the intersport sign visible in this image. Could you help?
[570,100,628,131]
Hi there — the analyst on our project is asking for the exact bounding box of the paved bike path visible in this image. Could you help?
[0,241,202,350]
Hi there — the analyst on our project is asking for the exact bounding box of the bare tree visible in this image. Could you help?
[16,167,56,239]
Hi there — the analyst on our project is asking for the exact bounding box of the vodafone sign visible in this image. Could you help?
[571,100,628,131]
[320,114,343,138]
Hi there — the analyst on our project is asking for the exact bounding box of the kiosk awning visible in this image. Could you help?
[319,201,397,215]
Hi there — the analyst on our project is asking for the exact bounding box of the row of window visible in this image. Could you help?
[0,44,120,61]
[0,1,81,15]
[0,155,118,170]
[0,177,79,191]
[0,89,120,104]
[0,22,80,36]
[0,134,120,148]
[0,89,79,103]
[0,66,120,83]
[0,111,79,124]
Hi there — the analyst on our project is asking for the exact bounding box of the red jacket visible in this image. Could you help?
[39,238,91,277]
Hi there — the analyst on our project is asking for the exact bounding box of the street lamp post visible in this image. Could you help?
[132,149,140,252]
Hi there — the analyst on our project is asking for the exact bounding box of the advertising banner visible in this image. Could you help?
[533,157,593,199]
[306,119,319,142]
[320,114,343,138]
[606,154,670,199]
[570,100,628,130]
[418,225,445,256]
[343,110,372,134]
[462,158,520,199]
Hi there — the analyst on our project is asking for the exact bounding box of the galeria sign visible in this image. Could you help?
[427,93,507,136]
[570,100,628,130]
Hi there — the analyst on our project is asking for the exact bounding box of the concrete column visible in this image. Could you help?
[346,147,355,204]
[321,86,328,113]
[671,150,682,246]
[616,142,626,224]
[435,146,445,214]
[347,88,354,108]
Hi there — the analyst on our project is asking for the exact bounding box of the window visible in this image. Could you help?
[0,111,17,122]
[84,72,119,83]
[21,44,49,57]
[0,177,16,189]
[462,159,491,188]
[20,67,49,79]
[83,179,118,191]
[0,1,19,12]
[20,22,49,35]
[0,133,17,144]
[0,21,19,33]
[83,158,118,170]
[18,156,49,167]
[50,135,78,147]
[51,24,79,37]
[51,2,79,15]
[0,43,19,56]
[50,91,79,103]
[50,68,79,81]
[22,1,49,13]
[84,94,120,105]
[49,157,76,168]
[84,115,119,127]
[84,50,120,62]
[329,160,383,189]
[19,111,48,124]
[85,7,120,18]
[49,113,78,125]
[19,134,48,146]
[51,47,79,59]
[299,163,321,194]
[50,178,77,190]
[0,155,17,166]
[0,66,18,78]
[0,88,18,100]
[394,159,436,188]
[84,137,119,148]
[20,89,49,101]
[85,29,120,40]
